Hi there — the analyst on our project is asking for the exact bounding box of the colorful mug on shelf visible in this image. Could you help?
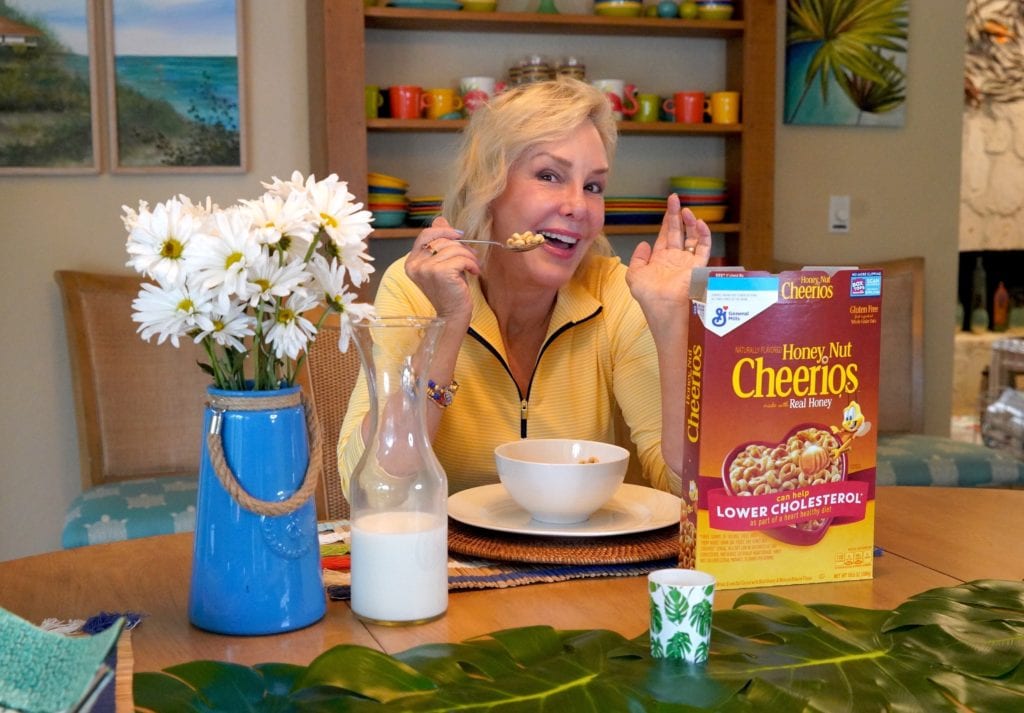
[459,76,505,115]
[590,79,638,121]
[389,85,427,119]
[633,93,661,123]
[422,87,465,120]
[707,91,740,124]
[365,85,384,120]
[663,91,705,124]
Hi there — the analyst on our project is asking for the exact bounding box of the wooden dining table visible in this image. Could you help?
[1,486,1021,675]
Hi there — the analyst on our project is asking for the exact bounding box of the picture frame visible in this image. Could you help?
[0,0,102,175]
[105,0,246,173]
[784,0,909,127]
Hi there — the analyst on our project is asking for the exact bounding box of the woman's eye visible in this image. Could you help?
[585,182,605,195]
[537,170,558,183]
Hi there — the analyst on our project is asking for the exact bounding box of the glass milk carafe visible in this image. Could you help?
[348,316,449,625]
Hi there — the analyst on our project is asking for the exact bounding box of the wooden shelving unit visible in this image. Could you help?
[306,1,775,269]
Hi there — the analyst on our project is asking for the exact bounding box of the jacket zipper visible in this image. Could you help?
[468,306,602,438]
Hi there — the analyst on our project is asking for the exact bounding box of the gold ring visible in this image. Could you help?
[686,245,696,253]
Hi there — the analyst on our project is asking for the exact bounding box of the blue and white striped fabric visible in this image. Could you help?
[876,434,1024,487]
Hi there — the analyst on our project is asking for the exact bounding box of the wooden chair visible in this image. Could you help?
[863,257,925,435]
[831,258,1023,486]
[299,310,361,521]
[55,270,211,547]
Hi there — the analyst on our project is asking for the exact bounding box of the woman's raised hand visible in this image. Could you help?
[625,192,711,339]
[406,216,480,327]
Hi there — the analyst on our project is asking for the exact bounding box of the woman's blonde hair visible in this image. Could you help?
[442,78,618,261]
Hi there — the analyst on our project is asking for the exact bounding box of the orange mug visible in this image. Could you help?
[389,85,427,119]
[663,91,705,124]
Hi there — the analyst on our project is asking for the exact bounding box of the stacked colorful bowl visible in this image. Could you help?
[407,195,444,226]
[368,172,409,228]
[604,196,665,225]
[696,0,735,21]
[669,176,728,223]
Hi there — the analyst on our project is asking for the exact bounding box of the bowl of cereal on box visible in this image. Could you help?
[494,438,628,524]
[721,424,847,545]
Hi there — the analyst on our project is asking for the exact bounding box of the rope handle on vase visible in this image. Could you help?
[205,390,322,517]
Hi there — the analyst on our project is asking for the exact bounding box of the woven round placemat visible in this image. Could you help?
[448,518,680,565]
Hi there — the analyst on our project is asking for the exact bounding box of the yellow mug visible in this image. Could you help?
[707,91,740,124]
[422,87,465,120]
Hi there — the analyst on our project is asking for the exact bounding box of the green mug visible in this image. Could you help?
[365,85,384,120]
[634,92,661,123]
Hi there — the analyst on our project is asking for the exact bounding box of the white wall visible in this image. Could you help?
[0,2,310,560]
[772,0,963,436]
[0,0,964,561]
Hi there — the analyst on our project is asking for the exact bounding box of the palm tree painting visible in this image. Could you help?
[784,0,909,126]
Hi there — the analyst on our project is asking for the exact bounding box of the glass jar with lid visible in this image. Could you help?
[556,55,586,81]
[519,53,554,84]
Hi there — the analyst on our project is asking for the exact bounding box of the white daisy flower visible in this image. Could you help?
[194,302,254,353]
[131,281,211,347]
[120,200,148,230]
[307,255,349,309]
[261,170,309,199]
[176,194,218,219]
[241,191,317,256]
[336,300,376,353]
[187,208,263,311]
[263,290,318,360]
[124,198,200,287]
[247,255,311,308]
[334,237,375,287]
[306,176,375,253]
[124,172,376,391]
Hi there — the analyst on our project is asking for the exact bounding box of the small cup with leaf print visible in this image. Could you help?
[648,568,716,663]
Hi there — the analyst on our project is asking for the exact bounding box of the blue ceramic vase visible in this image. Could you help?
[188,384,325,635]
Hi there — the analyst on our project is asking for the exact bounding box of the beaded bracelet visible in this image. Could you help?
[426,379,459,409]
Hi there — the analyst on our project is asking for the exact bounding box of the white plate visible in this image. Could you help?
[447,483,680,537]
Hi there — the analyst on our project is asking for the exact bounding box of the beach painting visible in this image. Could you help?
[108,0,245,172]
[784,0,909,127]
[0,0,101,174]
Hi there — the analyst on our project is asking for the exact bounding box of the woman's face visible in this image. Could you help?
[488,122,608,291]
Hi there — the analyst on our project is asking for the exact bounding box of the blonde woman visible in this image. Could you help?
[338,78,711,497]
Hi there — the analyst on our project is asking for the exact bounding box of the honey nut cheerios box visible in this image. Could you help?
[680,266,882,590]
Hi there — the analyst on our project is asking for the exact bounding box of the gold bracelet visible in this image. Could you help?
[426,379,459,409]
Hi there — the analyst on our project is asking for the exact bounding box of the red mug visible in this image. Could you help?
[663,91,705,124]
[389,85,427,119]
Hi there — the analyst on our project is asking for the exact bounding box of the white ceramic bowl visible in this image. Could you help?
[494,438,629,523]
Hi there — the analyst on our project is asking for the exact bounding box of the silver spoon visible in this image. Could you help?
[457,231,545,252]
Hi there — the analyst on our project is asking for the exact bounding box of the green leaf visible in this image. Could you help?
[665,589,689,625]
[666,631,693,660]
[134,580,1024,711]
[650,598,664,635]
[298,644,436,703]
[690,600,713,637]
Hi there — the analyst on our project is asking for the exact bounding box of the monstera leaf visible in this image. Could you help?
[134,580,1024,711]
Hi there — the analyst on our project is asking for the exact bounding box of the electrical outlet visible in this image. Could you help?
[829,195,850,233]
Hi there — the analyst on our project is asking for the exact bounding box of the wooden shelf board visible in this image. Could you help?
[365,8,744,38]
[368,118,742,135]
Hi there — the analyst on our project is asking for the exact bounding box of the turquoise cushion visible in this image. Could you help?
[62,476,198,549]
[877,434,1024,487]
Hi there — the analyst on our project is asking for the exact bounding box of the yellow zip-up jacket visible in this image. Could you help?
[337,253,678,498]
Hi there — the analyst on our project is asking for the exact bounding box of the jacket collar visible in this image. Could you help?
[468,274,602,354]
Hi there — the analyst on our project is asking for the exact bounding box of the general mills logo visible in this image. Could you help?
[712,305,729,327]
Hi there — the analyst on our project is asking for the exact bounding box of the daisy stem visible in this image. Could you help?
[201,338,227,390]
[303,228,324,264]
